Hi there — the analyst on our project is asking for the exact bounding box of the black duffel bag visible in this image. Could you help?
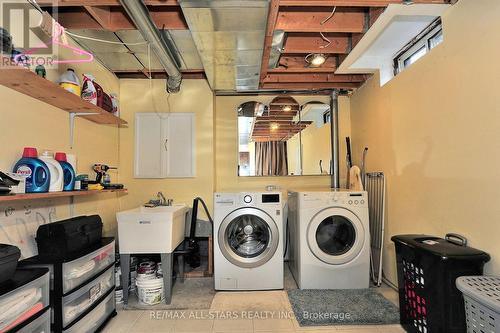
[36,215,103,258]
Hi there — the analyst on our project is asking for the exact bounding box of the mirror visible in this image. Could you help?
[238,97,332,177]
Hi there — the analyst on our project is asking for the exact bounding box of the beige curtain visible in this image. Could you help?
[255,141,288,176]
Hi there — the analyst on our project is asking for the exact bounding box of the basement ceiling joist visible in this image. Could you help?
[259,0,451,90]
[51,6,188,30]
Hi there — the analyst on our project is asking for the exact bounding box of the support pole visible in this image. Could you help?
[330,90,340,189]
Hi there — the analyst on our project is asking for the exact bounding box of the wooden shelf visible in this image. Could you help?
[0,189,128,202]
[0,67,127,126]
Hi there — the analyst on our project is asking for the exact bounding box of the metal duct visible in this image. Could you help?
[330,90,340,189]
[178,0,269,91]
[119,0,182,93]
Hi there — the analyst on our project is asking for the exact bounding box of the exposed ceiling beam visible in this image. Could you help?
[261,82,361,89]
[84,6,114,30]
[275,8,366,33]
[39,0,179,6]
[259,0,281,89]
[263,73,368,83]
[53,7,187,30]
[282,33,350,54]
[279,0,450,6]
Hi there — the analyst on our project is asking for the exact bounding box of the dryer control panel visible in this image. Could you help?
[298,191,367,209]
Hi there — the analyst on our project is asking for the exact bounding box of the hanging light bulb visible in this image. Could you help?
[270,123,280,131]
[282,105,292,112]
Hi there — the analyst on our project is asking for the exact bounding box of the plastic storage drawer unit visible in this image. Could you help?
[62,239,115,293]
[62,289,116,333]
[61,265,115,327]
[20,238,116,332]
[457,276,500,333]
[15,307,51,333]
[0,269,50,333]
[392,234,490,333]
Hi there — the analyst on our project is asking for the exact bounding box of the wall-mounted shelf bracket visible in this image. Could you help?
[69,112,99,148]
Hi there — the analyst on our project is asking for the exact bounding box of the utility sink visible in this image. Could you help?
[116,204,189,254]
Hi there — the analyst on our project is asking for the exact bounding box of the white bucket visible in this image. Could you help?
[136,277,164,305]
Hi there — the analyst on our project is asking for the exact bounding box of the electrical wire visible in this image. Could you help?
[320,6,337,25]
[318,6,337,49]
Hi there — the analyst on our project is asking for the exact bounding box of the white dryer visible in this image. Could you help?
[288,189,370,289]
[214,192,284,290]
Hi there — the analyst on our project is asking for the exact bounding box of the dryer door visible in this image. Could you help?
[307,207,365,265]
[218,207,279,268]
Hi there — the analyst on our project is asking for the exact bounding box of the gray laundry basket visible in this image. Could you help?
[456,276,500,333]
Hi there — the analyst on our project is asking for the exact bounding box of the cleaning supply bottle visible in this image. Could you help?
[58,69,81,96]
[55,152,76,191]
[39,150,64,192]
[81,74,97,105]
[13,147,50,193]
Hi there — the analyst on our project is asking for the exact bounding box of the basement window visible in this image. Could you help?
[394,18,443,74]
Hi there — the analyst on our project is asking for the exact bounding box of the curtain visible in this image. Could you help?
[255,141,288,176]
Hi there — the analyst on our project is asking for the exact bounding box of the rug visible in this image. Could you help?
[287,289,400,326]
[122,277,215,310]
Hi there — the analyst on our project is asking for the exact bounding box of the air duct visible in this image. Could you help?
[119,0,182,93]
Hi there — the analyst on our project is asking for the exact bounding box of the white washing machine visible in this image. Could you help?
[288,189,370,289]
[214,192,284,290]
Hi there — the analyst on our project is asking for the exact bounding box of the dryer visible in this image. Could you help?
[288,189,370,289]
[214,192,284,290]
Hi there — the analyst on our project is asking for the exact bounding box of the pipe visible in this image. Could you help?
[330,89,340,189]
[119,0,182,93]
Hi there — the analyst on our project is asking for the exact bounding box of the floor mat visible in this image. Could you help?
[122,277,215,310]
[287,289,400,326]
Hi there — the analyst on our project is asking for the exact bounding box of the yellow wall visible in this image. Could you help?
[349,0,500,283]
[118,79,215,214]
[215,95,351,192]
[0,39,122,236]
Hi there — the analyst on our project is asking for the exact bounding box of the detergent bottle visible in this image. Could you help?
[55,152,76,191]
[13,147,50,193]
[39,150,64,192]
[58,69,81,96]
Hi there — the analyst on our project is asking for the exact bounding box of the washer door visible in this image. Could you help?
[218,207,279,268]
[307,207,365,265]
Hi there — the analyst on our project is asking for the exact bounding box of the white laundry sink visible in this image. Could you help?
[116,204,189,254]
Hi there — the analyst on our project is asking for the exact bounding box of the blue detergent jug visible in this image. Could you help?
[55,152,76,191]
[13,147,50,193]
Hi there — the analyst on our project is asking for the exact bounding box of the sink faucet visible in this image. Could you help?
[157,192,173,206]
[145,192,173,207]
[157,192,166,206]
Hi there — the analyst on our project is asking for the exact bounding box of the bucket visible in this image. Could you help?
[136,277,164,305]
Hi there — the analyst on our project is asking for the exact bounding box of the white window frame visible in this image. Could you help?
[394,18,443,74]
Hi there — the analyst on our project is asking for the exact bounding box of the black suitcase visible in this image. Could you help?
[0,244,21,284]
[36,215,103,258]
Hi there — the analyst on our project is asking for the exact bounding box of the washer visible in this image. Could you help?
[214,192,284,290]
[288,189,370,289]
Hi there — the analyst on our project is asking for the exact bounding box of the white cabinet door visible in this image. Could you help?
[134,113,167,178]
[165,113,195,178]
[134,113,195,178]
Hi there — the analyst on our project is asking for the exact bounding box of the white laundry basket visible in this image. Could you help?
[456,276,500,333]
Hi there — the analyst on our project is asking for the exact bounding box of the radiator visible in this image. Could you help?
[365,172,386,287]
